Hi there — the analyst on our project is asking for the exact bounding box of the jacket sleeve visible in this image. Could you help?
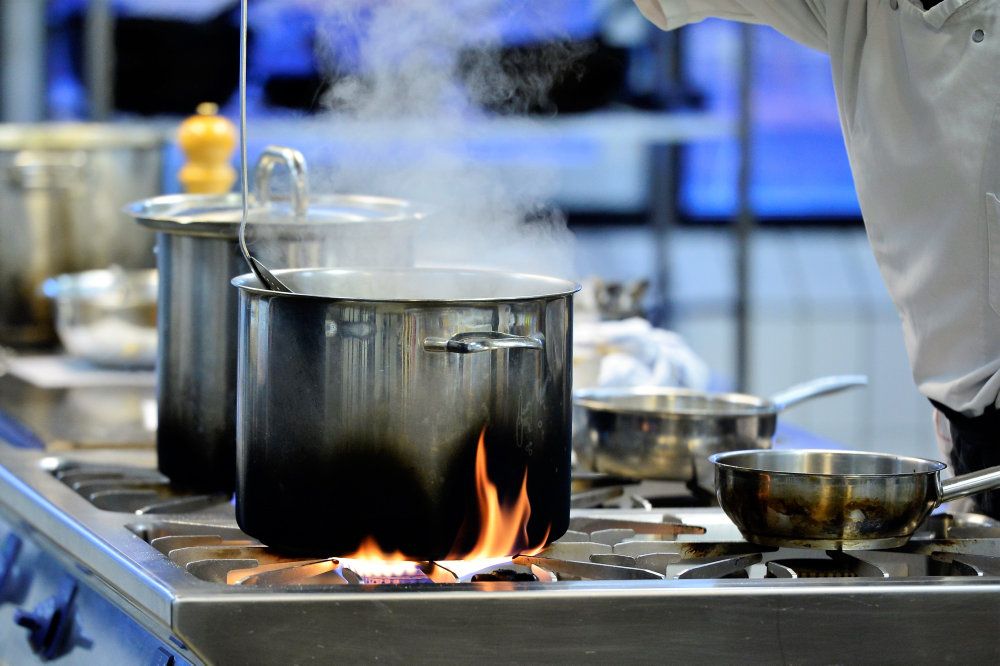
[634,0,829,52]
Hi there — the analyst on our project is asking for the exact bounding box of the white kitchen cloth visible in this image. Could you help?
[574,317,710,390]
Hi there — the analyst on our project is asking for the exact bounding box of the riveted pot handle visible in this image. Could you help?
[424,332,544,354]
[253,145,308,216]
[939,465,1000,503]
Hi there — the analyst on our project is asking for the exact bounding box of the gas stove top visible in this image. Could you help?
[49,459,1000,584]
[1,444,1000,664]
[0,374,997,663]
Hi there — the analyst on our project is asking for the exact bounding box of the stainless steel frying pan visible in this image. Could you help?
[711,449,1000,550]
[573,375,867,491]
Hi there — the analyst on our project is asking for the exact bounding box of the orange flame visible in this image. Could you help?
[339,535,422,579]
[341,428,550,563]
[344,536,407,562]
[344,535,409,562]
[447,429,550,559]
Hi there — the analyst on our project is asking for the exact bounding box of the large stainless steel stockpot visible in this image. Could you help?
[712,449,1000,550]
[0,123,164,345]
[573,376,867,492]
[128,147,418,492]
[232,267,579,559]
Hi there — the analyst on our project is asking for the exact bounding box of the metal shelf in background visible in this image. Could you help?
[85,0,115,120]
[0,0,46,122]
[734,24,756,393]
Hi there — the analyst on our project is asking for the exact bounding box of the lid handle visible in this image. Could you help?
[253,145,309,216]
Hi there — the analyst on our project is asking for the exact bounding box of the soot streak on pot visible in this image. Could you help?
[236,421,564,559]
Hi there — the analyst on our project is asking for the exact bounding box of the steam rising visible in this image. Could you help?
[300,0,586,278]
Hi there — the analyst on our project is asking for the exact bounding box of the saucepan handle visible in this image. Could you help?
[939,465,1000,503]
[423,332,544,354]
[769,375,868,412]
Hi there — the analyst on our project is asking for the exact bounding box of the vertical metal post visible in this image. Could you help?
[1,0,47,121]
[734,24,756,392]
[649,29,679,328]
[650,142,675,327]
[85,0,115,120]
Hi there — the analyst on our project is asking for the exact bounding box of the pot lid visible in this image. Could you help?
[127,192,420,239]
[128,145,421,238]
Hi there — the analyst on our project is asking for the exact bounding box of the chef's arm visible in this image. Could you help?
[634,0,829,53]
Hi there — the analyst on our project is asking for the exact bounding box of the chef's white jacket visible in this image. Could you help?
[637,0,1000,416]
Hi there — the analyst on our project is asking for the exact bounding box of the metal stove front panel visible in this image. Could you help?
[0,502,191,665]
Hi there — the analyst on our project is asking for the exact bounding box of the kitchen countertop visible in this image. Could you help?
[0,368,155,451]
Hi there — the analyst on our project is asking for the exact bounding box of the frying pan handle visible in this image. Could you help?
[423,332,543,354]
[940,465,1000,503]
[769,375,868,411]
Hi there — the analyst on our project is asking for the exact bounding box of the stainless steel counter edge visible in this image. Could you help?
[170,584,1000,663]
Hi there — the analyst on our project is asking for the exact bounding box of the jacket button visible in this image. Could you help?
[890,0,898,9]
[973,29,985,43]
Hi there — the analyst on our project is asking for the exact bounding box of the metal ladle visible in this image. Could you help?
[237,0,292,293]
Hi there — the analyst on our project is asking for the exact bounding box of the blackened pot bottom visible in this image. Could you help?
[235,429,570,560]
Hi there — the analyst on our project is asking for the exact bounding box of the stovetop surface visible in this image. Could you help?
[2,374,999,663]
[5,448,996,594]
[45,456,1000,588]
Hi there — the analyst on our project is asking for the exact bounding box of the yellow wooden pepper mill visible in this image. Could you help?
[177,102,237,194]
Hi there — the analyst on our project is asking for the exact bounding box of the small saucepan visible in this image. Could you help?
[573,375,867,492]
[42,267,158,367]
[711,449,1000,550]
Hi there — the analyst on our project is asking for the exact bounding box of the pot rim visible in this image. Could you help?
[42,268,158,300]
[573,386,775,418]
[231,267,581,303]
[709,448,947,478]
[0,122,165,150]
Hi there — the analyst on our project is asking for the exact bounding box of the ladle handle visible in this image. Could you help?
[940,465,1000,503]
[769,375,868,411]
[254,145,309,216]
[423,332,544,354]
[236,1,294,293]
[237,0,262,286]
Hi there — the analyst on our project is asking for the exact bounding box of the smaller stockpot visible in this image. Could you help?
[128,146,419,492]
[573,375,867,492]
[711,449,1000,550]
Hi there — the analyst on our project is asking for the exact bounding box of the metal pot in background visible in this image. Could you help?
[232,267,578,559]
[573,375,868,492]
[128,147,420,493]
[42,267,158,368]
[0,124,164,345]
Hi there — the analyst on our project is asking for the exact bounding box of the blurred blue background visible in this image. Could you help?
[40,0,859,222]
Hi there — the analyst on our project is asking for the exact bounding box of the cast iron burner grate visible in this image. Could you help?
[128,516,708,586]
[128,512,1000,587]
[48,461,230,514]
